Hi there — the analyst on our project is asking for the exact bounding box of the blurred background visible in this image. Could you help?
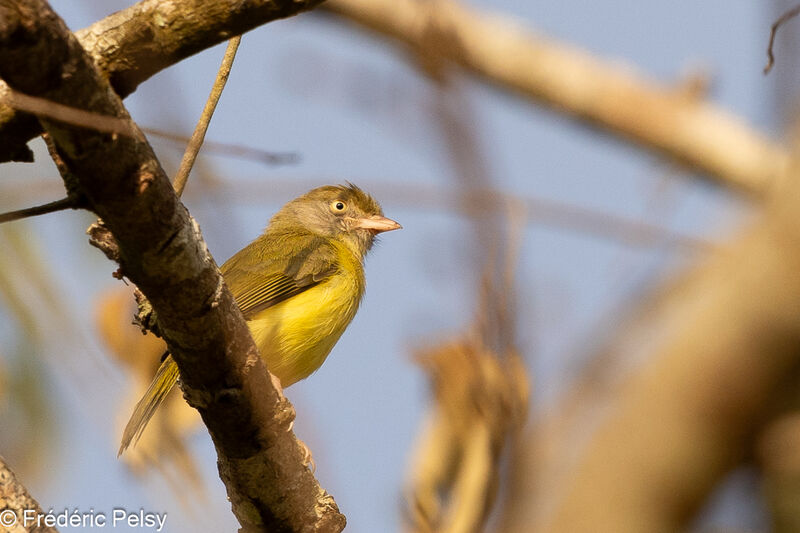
[0,0,797,531]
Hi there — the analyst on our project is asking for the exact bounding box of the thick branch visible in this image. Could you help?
[0,1,344,531]
[322,0,788,194]
[0,0,325,162]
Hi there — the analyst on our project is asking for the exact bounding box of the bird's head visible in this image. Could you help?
[270,183,401,258]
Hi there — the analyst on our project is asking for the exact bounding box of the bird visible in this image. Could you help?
[119,183,401,455]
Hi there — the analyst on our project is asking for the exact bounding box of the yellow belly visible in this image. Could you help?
[246,269,362,386]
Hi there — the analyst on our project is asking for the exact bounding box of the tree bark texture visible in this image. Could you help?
[0,1,343,531]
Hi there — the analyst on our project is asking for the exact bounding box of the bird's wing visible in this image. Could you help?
[221,235,339,319]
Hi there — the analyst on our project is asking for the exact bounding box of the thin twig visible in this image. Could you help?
[223,177,715,251]
[0,89,137,137]
[765,4,800,74]
[0,196,80,224]
[0,175,713,251]
[0,132,87,225]
[172,36,241,197]
[143,127,299,165]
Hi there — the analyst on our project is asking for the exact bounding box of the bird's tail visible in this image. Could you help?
[118,354,180,456]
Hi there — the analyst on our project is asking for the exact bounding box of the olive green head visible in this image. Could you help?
[269,183,401,258]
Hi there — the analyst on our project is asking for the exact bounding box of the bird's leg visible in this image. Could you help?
[270,372,286,400]
[268,372,296,433]
[299,440,316,473]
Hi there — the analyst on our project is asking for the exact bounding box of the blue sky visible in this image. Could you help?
[0,1,782,531]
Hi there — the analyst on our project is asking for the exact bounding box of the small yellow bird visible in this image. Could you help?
[119,184,401,454]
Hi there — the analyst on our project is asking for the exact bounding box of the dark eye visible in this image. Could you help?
[330,200,346,213]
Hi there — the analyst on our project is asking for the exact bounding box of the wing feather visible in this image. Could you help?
[220,234,338,319]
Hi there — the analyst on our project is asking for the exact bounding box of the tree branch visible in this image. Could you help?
[1,88,137,137]
[0,1,344,531]
[0,456,57,533]
[764,4,800,75]
[0,0,785,197]
[502,176,800,531]
[0,175,713,251]
[0,0,326,162]
[0,195,81,224]
[322,0,788,195]
[173,36,241,197]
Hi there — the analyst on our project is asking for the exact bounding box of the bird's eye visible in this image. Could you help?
[330,200,346,213]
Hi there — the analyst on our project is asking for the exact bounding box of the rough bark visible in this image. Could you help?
[0,1,344,531]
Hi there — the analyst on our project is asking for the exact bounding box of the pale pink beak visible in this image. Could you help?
[352,215,402,233]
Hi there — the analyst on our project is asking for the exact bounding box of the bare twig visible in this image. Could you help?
[143,127,299,165]
[0,89,138,137]
[0,131,87,224]
[765,4,800,75]
[0,196,80,224]
[173,36,241,197]
[0,174,713,251]
[225,178,716,251]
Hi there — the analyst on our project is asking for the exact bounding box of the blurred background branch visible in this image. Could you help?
[523,173,800,531]
[0,175,711,251]
[403,71,530,533]
[323,0,788,194]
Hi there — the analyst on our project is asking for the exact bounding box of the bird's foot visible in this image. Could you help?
[299,439,316,473]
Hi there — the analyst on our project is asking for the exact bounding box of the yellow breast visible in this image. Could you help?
[246,246,364,386]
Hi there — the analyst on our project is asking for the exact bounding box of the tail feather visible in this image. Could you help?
[118,354,180,456]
